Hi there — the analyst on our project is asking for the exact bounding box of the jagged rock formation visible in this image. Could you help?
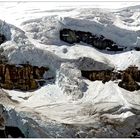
[81,66,140,91]
[0,64,48,91]
[60,28,123,51]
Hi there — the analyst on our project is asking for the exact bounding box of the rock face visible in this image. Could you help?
[0,64,48,91]
[81,66,140,91]
[60,28,123,51]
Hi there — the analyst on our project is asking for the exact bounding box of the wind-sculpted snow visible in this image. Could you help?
[0,21,61,70]
[22,16,62,46]
[0,3,140,138]
[22,7,140,48]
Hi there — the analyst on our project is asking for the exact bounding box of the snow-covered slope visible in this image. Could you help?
[0,2,140,138]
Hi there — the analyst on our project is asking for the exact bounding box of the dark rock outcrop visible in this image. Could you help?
[0,115,5,130]
[0,126,25,138]
[81,66,140,91]
[60,28,123,51]
[118,66,140,91]
[134,47,140,51]
[0,64,48,91]
[0,34,6,45]
[123,66,140,82]
[0,48,8,64]
[82,70,121,84]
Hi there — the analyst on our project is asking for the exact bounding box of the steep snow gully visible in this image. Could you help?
[0,3,140,138]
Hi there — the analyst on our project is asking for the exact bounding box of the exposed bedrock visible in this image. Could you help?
[0,64,48,91]
[81,66,140,91]
[60,28,123,51]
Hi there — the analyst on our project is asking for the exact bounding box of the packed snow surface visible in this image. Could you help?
[0,2,140,138]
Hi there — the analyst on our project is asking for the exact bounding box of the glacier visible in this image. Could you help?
[0,2,139,138]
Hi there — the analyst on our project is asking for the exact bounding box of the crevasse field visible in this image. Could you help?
[0,2,140,138]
